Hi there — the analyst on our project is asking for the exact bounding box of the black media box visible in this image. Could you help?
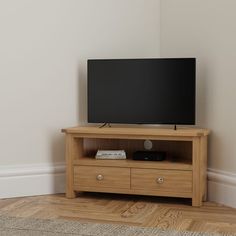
[132,151,166,161]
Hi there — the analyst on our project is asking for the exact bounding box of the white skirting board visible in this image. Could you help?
[1,163,236,208]
[208,168,236,208]
[0,163,66,199]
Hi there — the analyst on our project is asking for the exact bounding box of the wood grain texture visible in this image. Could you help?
[74,166,130,189]
[82,138,192,162]
[192,137,201,207]
[1,194,236,235]
[62,126,210,206]
[65,134,76,198]
[74,158,192,170]
[131,169,192,195]
[74,186,192,198]
[62,126,210,137]
[200,136,208,201]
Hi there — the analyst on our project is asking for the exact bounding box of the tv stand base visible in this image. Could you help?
[62,126,210,207]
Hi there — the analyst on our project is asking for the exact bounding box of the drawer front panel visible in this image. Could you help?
[74,166,130,189]
[131,168,192,194]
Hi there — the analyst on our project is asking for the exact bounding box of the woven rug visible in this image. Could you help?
[0,215,234,236]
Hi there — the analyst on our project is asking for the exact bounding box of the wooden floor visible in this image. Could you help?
[1,193,236,234]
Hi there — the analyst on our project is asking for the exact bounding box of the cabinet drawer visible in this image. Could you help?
[131,168,192,195]
[74,166,130,189]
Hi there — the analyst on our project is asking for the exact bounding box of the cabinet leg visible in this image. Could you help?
[192,137,202,207]
[65,134,76,199]
[203,193,207,202]
[192,197,202,207]
[66,189,76,199]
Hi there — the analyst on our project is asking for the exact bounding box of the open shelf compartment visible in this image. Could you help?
[73,137,192,170]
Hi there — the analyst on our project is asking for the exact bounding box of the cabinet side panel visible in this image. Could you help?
[74,138,84,159]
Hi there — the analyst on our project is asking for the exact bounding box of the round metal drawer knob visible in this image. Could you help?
[96,174,104,181]
[156,177,164,184]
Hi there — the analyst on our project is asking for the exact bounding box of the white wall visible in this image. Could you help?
[0,0,161,167]
[161,0,236,207]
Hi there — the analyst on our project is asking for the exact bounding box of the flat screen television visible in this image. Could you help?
[87,58,196,125]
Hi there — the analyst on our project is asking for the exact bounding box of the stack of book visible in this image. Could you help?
[95,150,126,160]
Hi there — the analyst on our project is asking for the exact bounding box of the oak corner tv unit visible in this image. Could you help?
[62,125,210,207]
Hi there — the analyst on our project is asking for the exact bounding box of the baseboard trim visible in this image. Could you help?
[208,168,236,208]
[0,163,66,199]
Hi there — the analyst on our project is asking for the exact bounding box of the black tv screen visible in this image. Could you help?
[88,58,196,125]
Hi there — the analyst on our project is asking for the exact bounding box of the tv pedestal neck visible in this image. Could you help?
[62,125,210,207]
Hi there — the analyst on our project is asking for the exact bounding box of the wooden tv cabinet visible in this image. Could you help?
[62,126,210,206]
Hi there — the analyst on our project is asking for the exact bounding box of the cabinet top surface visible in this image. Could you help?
[62,125,210,137]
